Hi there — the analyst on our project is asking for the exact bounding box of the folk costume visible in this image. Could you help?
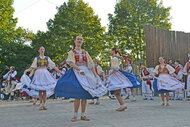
[140,67,153,100]
[174,64,184,100]
[153,64,184,94]
[106,56,140,92]
[55,49,107,99]
[21,56,56,98]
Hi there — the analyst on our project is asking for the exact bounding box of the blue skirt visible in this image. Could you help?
[153,79,171,94]
[120,70,141,88]
[55,68,96,99]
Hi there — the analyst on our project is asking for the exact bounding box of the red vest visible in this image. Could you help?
[72,50,87,62]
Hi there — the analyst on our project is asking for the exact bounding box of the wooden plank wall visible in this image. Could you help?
[145,25,190,67]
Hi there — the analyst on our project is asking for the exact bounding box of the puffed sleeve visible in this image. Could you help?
[153,65,159,74]
[31,57,37,69]
[3,72,9,79]
[66,50,76,64]
[166,64,175,74]
[97,65,104,75]
[111,57,120,71]
[86,51,94,69]
[48,57,56,69]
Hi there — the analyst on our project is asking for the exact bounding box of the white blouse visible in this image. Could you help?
[111,56,120,71]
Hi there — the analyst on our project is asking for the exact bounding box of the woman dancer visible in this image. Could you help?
[123,55,140,101]
[139,63,153,100]
[24,46,61,110]
[174,60,184,100]
[153,57,184,106]
[106,48,140,111]
[183,54,190,98]
[55,36,107,122]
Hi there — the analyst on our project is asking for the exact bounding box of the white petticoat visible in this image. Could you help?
[20,74,54,98]
[73,66,107,97]
[157,74,184,91]
[187,75,190,96]
[106,71,133,91]
[29,68,56,91]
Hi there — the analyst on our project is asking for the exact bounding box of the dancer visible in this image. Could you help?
[168,59,175,100]
[24,46,61,110]
[183,54,190,98]
[139,63,153,100]
[55,36,107,122]
[174,60,184,100]
[123,55,139,101]
[153,57,184,106]
[106,48,140,111]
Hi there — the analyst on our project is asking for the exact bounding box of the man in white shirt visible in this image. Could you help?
[3,66,17,100]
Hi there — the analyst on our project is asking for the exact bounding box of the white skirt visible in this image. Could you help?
[20,74,54,98]
[106,71,133,91]
[73,66,107,97]
[29,68,56,91]
[157,74,184,91]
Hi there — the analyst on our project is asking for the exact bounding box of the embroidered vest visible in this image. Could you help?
[72,50,87,62]
[158,64,169,74]
[37,56,48,67]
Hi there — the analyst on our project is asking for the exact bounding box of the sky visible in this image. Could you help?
[13,0,190,33]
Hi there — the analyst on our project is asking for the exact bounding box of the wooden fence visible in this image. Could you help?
[145,25,190,67]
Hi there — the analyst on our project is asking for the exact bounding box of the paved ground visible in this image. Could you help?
[0,96,190,127]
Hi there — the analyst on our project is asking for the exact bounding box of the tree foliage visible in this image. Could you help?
[0,0,173,77]
[107,0,171,61]
[32,0,105,64]
[0,0,34,77]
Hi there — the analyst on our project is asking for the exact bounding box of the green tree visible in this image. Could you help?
[108,0,171,61]
[0,0,17,41]
[32,0,105,64]
[0,0,34,77]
